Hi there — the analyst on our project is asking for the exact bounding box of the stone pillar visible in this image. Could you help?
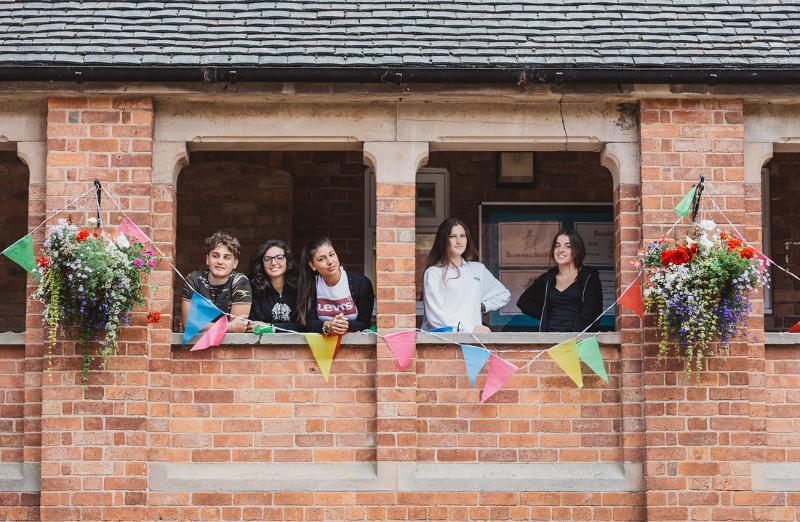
[39,97,153,521]
[639,99,764,521]
[363,141,428,475]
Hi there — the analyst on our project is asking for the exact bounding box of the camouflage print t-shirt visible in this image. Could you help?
[182,270,252,314]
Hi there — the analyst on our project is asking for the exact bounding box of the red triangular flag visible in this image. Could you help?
[788,321,800,334]
[383,331,416,370]
[190,315,228,351]
[618,277,644,321]
[480,354,518,403]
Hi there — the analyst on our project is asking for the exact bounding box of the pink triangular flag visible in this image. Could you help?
[618,277,644,321]
[383,330,416,370]
[190,315,228,351]
[480,354,518,403]
[119,217,150,244]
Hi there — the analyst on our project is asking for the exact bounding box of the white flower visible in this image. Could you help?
[115,234,130,249]
[87,217,98,228]
[699,219,717,233]
[698,234,714,251]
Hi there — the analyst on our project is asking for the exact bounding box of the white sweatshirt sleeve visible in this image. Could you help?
[422,266,455,329]
[422,266,455,330]
[479,263,511,313]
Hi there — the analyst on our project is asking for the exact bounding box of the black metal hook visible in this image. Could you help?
[93,179,102,227]
[691,175,704,223]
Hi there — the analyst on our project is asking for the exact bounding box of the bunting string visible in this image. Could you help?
[8,181,800,398]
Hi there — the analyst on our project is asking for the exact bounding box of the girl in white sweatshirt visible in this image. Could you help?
[422,218,511,333]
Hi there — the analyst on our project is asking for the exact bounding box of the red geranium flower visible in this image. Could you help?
[689,243,698,257]
[720,232,727,240]
[36,257,48,267]
[671,246,691,265]
[727,238,742,250]
[75,230,89,243]
[740,247,755,259]
[660,249,675,266]
[146,311,161,325]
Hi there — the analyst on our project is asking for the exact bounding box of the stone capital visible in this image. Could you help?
[363,142,429,184]
[600,141,640,189]
[153,141,189,186]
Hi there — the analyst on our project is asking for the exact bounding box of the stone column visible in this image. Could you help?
[363,141,428,478]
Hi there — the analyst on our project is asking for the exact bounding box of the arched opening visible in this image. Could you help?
[415,150,616,332]
[0,151,30,333]
[173,150,369,330]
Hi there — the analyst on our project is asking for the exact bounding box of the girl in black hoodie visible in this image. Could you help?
[248,239,299,331]
[517,229,603,332]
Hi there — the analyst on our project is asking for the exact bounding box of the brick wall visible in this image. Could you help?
[1,96,791,521]
[0,152,29,333]
[157,345,376,464]
[174,151,366,329]
[38,97,154,521]
[767,153,800,331]
[639,99,767,522]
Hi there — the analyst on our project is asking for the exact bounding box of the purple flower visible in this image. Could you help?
[147,258,156,267]
[133,258,144,268]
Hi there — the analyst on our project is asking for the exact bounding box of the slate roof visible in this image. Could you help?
[1,1,799,70]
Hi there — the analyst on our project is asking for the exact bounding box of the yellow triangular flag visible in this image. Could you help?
[546,339,584,388]
[304,333,339,382]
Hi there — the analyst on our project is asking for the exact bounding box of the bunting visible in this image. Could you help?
[576,336,609,383]
[252,323,273,335]
[1,234,37,278]
[789,321,800,334]
[674,185,697,218]
[182,291,223,343]
[190,315,228,351]
[480,354,518,403]
[304,333,340,381]
[461,344,491,387]
[547,339,584,388]
[618,277,644,321]
[383,330,416,370]
[118,217,151,244]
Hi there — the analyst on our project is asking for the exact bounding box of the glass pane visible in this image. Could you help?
[416,183,436,218]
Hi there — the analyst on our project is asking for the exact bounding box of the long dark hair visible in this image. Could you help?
[550,229,586,269]
[426,217,478,281]
[296,236,333,327]
[248,239,297,296]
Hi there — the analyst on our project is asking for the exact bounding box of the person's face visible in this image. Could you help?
[262,245,287,279]
[553,234,574,267]
[309,243,339,277]
[206,244,238,280]
[448,224,468,259]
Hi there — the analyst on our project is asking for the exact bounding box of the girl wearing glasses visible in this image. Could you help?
[248,239,299,331]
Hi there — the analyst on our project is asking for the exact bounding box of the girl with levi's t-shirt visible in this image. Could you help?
[296,237,375,335]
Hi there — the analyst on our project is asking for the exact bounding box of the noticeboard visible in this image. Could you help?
[479,203,615,331]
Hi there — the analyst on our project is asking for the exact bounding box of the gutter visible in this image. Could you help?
[1,66,800,85]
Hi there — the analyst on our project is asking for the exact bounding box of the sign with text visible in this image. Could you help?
[575,222,614,266]
[498,221,560,267]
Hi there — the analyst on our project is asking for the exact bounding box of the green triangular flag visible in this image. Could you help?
[674,185,697,218]
[369,325,377,332]
[576,336,608,384]
[1,234,37,278]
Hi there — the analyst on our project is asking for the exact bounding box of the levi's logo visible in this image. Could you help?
[317,297,357,314]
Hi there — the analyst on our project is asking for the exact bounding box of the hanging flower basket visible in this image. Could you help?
[635,220,768,377]
[34,219,156,381]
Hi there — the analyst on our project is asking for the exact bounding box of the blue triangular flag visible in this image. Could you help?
[182,291,223,344]
[430,326,454,333]
[461,344,492,387]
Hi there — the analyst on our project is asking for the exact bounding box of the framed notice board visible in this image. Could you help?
[479,202,615,331]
